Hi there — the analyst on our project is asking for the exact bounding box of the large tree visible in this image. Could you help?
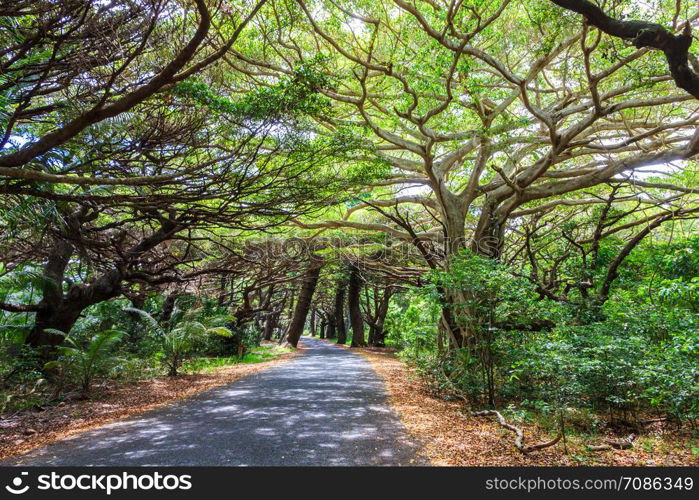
[232,0,699,347]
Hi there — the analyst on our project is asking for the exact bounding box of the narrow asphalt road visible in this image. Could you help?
[5,337,422,466]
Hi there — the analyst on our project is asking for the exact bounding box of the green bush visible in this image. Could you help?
[390,248,699,425]
[46,330,124,397]
[125,298,233,376]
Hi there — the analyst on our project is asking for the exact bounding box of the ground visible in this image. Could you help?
[2,337,422,466]
[0,344,296,462]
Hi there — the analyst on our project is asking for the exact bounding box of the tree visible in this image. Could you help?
[0,0,267,172]
[549,0,699,98]
[237,0,699,349]
[348,264,366,347]
[283,255,324,347]
[333,280,347,345]
[363,283,395,347]
[0,46,375,351]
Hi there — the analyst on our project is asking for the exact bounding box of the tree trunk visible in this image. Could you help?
[333,281,347,344]
[368,288,392,347]
[319,317,327,339]
[27,215,180,352]
[27,243,123,351]
[262,311,279,341]
[348,265,366,347]
[287,289,295,321]
[284,257,323,348]
[424,193,470,349]
[326,313,336,339]
[310,309,316,337]
[28,304,83,348]
[442,190,467,256]
[370,325,388,347]
[160,291,181,326]
[217,276,228,306]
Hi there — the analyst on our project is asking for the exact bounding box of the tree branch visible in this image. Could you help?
[0,301,40,313]
[550,0,699,98]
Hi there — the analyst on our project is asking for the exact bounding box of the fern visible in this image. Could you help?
[123,306,232,376]
[49,329,123,395]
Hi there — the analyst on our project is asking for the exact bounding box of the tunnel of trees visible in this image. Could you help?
[1,0,698,458]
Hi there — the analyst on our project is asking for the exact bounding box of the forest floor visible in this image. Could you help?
[0,343,296,461]
[351,345,699,466]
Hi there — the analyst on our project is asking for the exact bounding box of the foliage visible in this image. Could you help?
[0,344,45,413]
[125,299,233,376]
[1,0,698,461]
[47,330,124,396]
[394,245,699,425]
[173,58,333,122]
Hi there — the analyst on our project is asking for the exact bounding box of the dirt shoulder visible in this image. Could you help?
[353,347,698,466]
[0,347,299,461]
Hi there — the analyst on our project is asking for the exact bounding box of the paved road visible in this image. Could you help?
[5,337,422,466]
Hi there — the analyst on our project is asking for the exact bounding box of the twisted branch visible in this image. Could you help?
[473,410,562,454]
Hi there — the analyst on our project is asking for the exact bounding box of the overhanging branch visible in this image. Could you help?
[551,0,699,98]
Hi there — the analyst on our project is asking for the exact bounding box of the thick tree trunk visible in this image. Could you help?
[27,214,178,351]
[284,258,323,348]
[369,325,388,347]
[549,0,699,99]
[28,305,82,348]
[262,311,279,341]
[348,265,366,347]
[368,289,392,347]
[333,281,347,344]
[427,194,470,349]
[471,200,506,259]
[28,272,123,350]
[430,200,507,350]
[27,241,124,351]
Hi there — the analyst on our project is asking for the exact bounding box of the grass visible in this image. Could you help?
[182,344,293,373]
[302,332,348,345]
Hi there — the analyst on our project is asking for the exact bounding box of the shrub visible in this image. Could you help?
[46,330,124,397]
[125,300,233,376]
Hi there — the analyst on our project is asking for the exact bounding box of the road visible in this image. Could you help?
[5,337,422,466]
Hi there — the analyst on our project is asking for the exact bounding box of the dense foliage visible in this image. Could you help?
[388,241,698,429]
